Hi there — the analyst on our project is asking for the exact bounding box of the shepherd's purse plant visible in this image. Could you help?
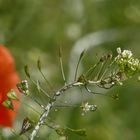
[3,47,140,140]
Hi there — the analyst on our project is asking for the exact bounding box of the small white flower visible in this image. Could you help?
[81,102,97,114]
[134,59,139,66]
[82,102,90,113]
[117,47,121,54]
[122,50,132,59]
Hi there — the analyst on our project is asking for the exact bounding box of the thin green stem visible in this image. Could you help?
[22,101,41,116]
[74,58,81,81]
[54,104,79,108]
[74,50,85,81]
[95,62,104,80]
[85,61,100,78]
[59,47,66,84]
[85,85,112,98]
[37,58,54,92]
[96,59,109,80]
[99,59,115,80]
[29,95,45,109]
[30,78,50,98]
[39,70,54,92]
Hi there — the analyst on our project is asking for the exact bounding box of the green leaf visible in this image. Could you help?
[36,80,41,92]
[67,128,87,137]
[2,99,14,110]
[7,90,19,100]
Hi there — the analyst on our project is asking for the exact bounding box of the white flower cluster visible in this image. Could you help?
[117,47,133,59]
[115,48,140,77]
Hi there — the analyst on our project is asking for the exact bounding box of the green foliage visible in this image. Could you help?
[7,90,19,100]
[2,90,19,110]
[2,98,14,110]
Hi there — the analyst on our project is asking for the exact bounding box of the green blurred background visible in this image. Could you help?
[0,0,140,140]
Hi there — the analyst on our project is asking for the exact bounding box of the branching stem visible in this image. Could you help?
[29,82,76,140]
[29,80,99,140]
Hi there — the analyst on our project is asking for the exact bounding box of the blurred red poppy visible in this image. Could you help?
[0,44,20,127]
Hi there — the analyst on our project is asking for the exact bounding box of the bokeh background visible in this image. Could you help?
[0,0,140,140]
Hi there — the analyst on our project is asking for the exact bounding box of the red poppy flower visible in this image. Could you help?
[0,44,20,127]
